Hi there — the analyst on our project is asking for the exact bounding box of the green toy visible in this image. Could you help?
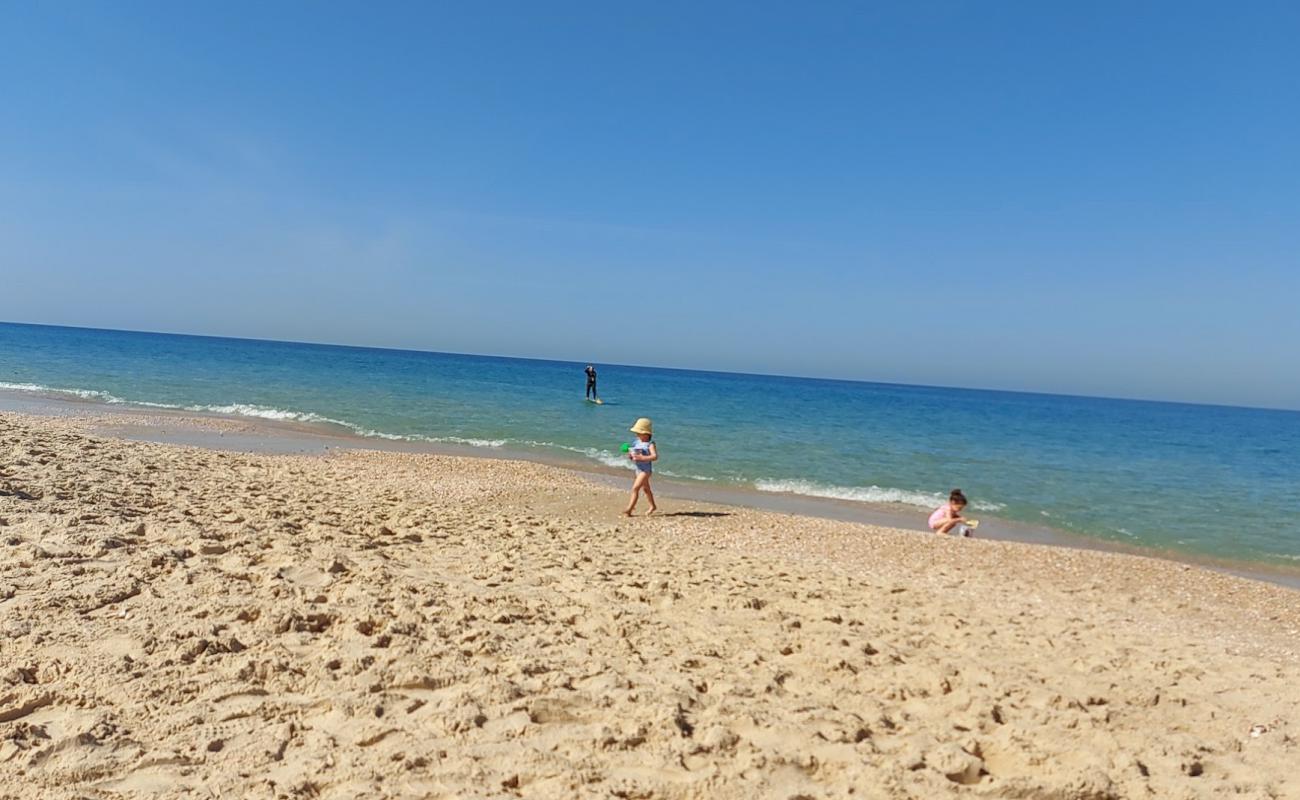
[619,443,631,453]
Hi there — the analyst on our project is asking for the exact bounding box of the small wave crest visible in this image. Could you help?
[428,435,508,448]
[519,440,633,469]
[184,403,355,429]
[0,381,127,404]
[657,470,714,481]
[754,479,1003,511]
[517,441,714,479]
[582,448,635,469]
[197,410,507,448]
[0,381,513,450]
[350,427,408,441]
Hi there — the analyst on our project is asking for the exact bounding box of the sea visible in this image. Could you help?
[2,321,1299,571]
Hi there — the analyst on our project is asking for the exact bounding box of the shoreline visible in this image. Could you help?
[4,386,1299,590]
[2,408,1299,797]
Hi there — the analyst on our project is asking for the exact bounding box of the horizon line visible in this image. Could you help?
[2,318,1296,415]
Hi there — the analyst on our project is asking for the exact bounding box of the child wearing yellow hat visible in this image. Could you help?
[623,417,658,516]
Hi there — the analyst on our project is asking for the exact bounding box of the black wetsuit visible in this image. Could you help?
[585,366,598,399]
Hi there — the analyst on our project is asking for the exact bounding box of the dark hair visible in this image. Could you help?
[949,489,968,506]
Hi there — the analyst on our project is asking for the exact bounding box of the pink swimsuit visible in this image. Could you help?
[928,505,951,530]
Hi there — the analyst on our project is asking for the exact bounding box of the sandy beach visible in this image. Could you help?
[2,409,1298,799]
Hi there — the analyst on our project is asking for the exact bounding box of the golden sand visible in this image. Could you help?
[1,411,1297,799]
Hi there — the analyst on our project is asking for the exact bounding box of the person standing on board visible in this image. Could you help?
[585,364,599,400]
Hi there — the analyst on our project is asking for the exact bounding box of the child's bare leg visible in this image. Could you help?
[623,474,647,516]
[643,481,657,514]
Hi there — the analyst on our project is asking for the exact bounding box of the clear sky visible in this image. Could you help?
[2,2,1298,409]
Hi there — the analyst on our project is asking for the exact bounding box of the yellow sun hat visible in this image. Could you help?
[629,418,653,436]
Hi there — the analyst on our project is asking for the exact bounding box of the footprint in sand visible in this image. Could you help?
[274,564,333,589]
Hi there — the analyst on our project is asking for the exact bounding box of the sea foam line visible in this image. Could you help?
[191,406,507,447]
[184,403,355,428]
[1,380,1000,512]
[0,381,509,448]
[0,381,127,403]
[754,479,1004,511]
[518,440,716,480]
[519,440,634,469]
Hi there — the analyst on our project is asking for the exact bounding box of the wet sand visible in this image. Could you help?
[1,409,1298,799]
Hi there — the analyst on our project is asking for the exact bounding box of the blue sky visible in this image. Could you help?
[2,2,1298,409]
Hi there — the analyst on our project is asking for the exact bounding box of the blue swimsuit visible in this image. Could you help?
[630,440,653,474]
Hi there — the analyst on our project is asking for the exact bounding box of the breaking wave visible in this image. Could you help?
[754,479,1004,511]
[0,381,126,404]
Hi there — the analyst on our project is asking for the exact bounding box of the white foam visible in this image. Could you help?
[518,440,634,469]
[341,428,508,448]
[588,450,636,469]
[568,445,635,469]
[187,409,510,449]
[658,470,714,481]
[431,436,508,448]
[0,381,62,394]
[530,442,704,473]
[184,403,354,429]
[0,381,126,403]
[754,479,1003,511]
[351,427,409,441]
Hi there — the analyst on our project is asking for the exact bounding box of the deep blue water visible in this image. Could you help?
[2,321,1298,566]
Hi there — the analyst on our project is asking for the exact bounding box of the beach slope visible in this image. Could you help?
[1,411,1297,799]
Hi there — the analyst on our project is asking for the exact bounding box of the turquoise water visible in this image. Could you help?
[2,321,1298,566]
